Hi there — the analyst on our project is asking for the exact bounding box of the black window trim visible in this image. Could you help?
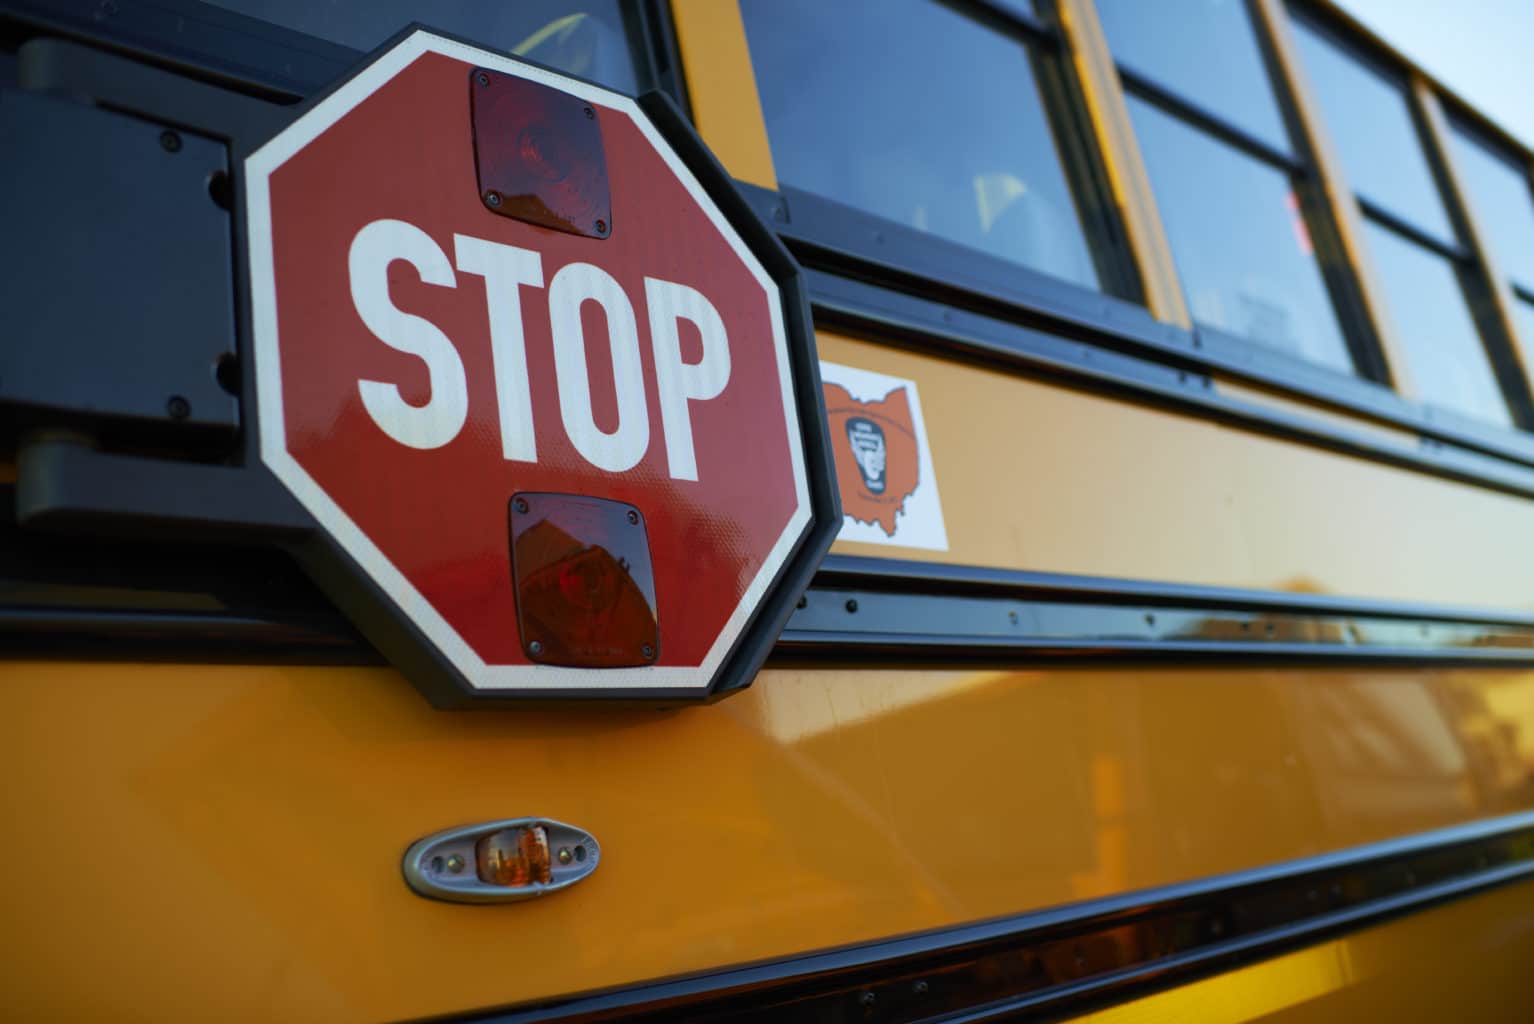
[738,174,1534,481]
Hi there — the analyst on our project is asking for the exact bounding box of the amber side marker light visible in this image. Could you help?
[470,66,611,238]
[404,818,601,903]
[478,824,551,886]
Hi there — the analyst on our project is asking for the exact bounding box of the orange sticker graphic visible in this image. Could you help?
[825,383,920,536]
[819,362,947,550]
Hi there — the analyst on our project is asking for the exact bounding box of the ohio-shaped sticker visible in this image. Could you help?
[820,361,947,551]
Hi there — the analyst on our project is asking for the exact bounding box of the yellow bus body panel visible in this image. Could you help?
[5,657,1534,1021]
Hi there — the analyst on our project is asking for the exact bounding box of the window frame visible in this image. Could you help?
[1101,0,1392,388]
[1286,3,1534,431]
[736,0,1150,312]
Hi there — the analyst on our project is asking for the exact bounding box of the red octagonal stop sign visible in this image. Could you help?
[243,30,836,705]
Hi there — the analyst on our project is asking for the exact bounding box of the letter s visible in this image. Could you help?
[349,219,467,450]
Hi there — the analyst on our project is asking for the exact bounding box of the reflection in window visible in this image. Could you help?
[1129,97,1353,372]
[1364,221,1510,426]
[1289,18,1453,244]
[1450,123,1534,290]
[1096,0,1291,154]
[198,0,643,94]
[741,0,1099,290]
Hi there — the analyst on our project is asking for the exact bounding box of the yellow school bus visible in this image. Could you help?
[6,0,1534,1021]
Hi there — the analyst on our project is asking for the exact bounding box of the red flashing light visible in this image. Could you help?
[470,67,611,239]
[510,493,659,667]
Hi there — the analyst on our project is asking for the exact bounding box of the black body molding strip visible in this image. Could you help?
[7,508,1534,666]
[457,811,1534,1023]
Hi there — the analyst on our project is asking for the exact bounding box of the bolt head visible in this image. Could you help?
[557,847,573,865]
[445,854,465,874]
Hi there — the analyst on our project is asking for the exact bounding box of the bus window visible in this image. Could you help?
[1096,0,1358,373]
[1291,14,1513,426]
[1126,95,1352,371]
[197,0,644,95]
[739,0,1101,292]
[1363,220,1512,426]
[1449,121,1534,295]
[1289,17,1455,247]
[1096,0,1292,156]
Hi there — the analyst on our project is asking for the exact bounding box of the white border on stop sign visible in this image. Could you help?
[244,30,810,693]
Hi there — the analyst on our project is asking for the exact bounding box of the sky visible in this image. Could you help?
[1333,0,1534,149]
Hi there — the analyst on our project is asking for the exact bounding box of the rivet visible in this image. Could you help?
[159,129,182,153]
[529,640,544,656]
[858,991,876,1008]
[166,395,191,420]
[845,599,858,613]
[912,980,929,995]
[557,847,573,865]
[641,644,655,660]
[514,497,529,514]
[584,106,594,119]
[595,219,608,235]
[446,854,465,874]
[626,509,639,525]
[484,190,503,208]
[475,71,491,87]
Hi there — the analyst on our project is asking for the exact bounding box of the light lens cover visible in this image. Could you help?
[470,66,612,238]
[476,824,552,887]
[510,492,660,667]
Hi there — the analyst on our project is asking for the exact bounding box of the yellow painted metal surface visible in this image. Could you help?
[1253,0,1416,397]
[1056,0,1191,328]
[5,659,1534,1020]
[1064,878,1534,1023]
[818,331,1534,611]
[667,0,777,188]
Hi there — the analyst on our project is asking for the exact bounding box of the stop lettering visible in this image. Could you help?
[348,219,729,482]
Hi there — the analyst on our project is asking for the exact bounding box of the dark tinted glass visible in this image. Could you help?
[198,0,642,94]
[1364,221,1510,425]
[1450,123,1534,290]
[1128,97,1353,372]
[1096,0,1291,154]
[1290,18,1454,244]
[741,0,1099,291]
